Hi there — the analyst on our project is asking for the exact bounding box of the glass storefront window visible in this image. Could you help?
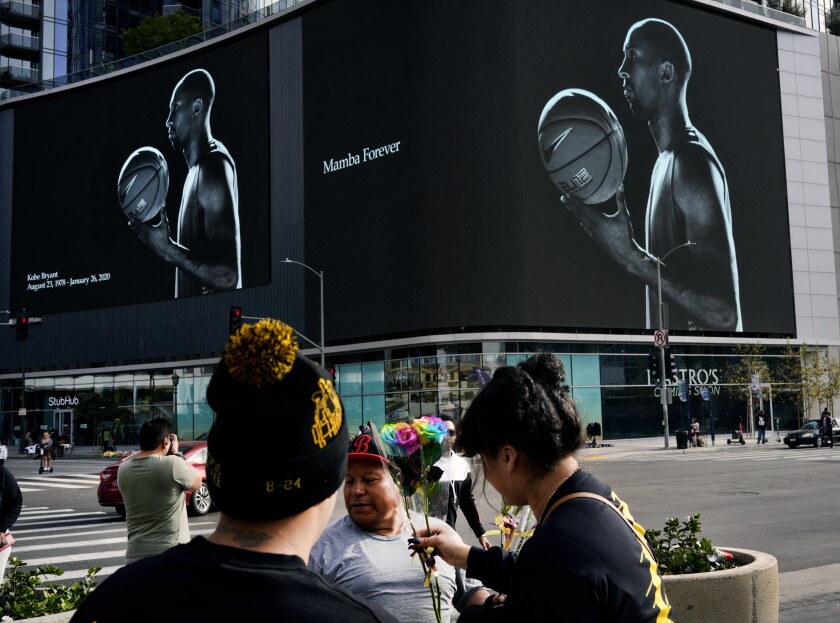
[570,354,599,387]
[362,362,384,394]
[338,365,362,396]
[363,395,386,429]
[343,396,362,430]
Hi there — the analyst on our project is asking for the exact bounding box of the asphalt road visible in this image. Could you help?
[3,443,838,621]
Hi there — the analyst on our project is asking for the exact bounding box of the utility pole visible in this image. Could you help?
[645,242,695,449]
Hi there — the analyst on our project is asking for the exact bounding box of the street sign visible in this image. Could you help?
[700,387,711,401]
[653,329,667,347]
[7,316,43,325]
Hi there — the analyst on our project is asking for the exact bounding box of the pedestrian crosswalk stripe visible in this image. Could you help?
[18,509,104,519]
[16,480,90,489]
[15,527,127,541]
[41,565,124,583]
[15,536,128,552]
[16,513,112,526]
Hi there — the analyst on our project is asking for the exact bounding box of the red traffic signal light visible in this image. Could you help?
[229,306,243,335]
[16,312,29,342]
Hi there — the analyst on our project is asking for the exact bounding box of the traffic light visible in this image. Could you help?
[15,311,29,342]
[648,353,660,385]
[229,306,243,335]
[664,348,676,378]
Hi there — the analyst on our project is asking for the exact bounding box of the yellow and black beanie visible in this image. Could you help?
[205,319,347,520]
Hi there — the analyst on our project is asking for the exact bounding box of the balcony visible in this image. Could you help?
[0,0,40,27]
[0,62,38,85]
[713,0,807,28]
[0,32,39,59]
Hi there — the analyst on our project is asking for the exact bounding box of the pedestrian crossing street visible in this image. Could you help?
[8,506,215,584]
[15,472,101,493]
[627,446,840,463]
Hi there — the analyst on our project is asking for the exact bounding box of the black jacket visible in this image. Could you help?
[0,467,23,533]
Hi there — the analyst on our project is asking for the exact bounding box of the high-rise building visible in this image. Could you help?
[1,0,262,98]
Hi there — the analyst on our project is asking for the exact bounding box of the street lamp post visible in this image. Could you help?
[282,258,325,368]
[171,372,179,435]
[644,241,695,450]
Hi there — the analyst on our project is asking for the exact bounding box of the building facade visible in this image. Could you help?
[1,0,839,447]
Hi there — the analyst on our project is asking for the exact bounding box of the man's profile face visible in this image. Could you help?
[617,28,662,120]
[165,86,193,151]
[343,461,400,532]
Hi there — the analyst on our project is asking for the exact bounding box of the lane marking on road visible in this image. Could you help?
[15,527,127,541]
[16,480,90,489]
[41,565,124,583]
[17,512,111,525]
[14,536,128,552]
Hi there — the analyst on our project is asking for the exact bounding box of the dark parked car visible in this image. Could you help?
[783,419,837,449]
[97,441,213,517]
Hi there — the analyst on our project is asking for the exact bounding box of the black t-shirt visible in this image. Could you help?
[463,471,674,623]
[70,537,398,623]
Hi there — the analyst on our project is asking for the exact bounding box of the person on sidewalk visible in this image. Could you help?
[117,417,202,564]
[819,408,834,448]
[689,417,700,447]
[434,414,491,549]
[0,466,22,584]
[755,410,767,445]
[71,319,397,623]
[414,353,673,622]
[38,431,53,473]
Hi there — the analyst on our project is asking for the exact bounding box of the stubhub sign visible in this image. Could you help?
[48,394,79,408]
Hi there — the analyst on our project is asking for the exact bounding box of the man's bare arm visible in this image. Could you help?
[562,158,740,330]
[129,156,240,290]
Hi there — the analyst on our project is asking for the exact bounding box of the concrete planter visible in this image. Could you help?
[662,547,778,623]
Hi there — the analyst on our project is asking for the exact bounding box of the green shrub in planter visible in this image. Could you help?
[644,513,739,575]
[0,557,101,620]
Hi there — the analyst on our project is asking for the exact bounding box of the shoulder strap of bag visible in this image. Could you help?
[542,491,656,560]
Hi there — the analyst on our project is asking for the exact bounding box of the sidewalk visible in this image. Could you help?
[9,445,139,460]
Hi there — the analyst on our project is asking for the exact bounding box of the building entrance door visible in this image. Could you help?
[53,409,74,446]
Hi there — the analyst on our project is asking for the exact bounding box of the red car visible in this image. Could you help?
[97,441,213,517]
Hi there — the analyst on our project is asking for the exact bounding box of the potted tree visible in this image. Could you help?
[647,514,779,623]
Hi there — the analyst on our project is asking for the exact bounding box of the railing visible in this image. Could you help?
[0,0,41,21]
[0,31,39,52]
[712,0,807,27]
[0,63,38,82]
[1,0,301,100]
[0,0,817,102]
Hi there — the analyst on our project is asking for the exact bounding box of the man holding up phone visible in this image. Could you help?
[117,417,202,564]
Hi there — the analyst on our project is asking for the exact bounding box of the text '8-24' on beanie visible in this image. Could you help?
[205,319,347,521]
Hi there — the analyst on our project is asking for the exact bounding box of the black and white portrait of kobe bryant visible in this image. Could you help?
[129,68,242,298]
[560,18,741,332]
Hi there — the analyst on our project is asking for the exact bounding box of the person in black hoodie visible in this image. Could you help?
[0,466,23,584]
[416,353,673,622]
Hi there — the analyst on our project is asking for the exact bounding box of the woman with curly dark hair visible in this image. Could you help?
[416,353,673,622]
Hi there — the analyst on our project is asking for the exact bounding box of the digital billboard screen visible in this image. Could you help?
[302,0,794,339]
[9,32,271,314]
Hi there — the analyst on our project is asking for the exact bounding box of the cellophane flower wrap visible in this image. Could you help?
[486,501,535,554]
[375,416,448,623]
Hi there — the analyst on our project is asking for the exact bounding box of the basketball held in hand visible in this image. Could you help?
[117,147,169,223]
[538,88,627,205]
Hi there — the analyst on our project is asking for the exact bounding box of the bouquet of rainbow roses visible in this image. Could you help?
[373,416,449,623]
